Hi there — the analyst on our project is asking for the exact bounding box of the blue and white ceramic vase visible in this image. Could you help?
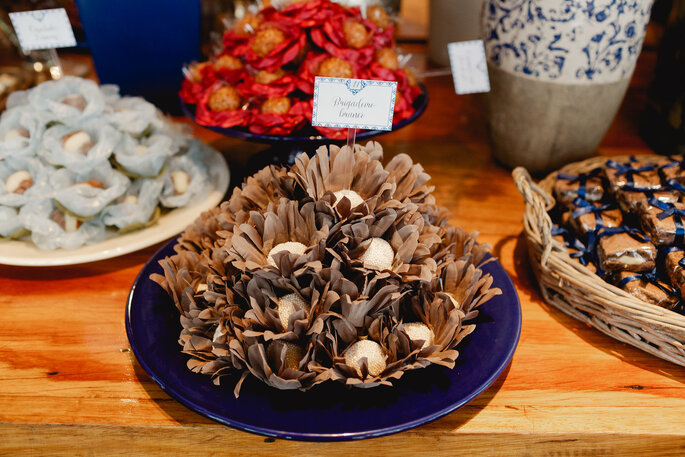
[481,0,654,173]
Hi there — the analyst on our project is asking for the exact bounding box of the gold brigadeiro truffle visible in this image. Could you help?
[375,48,399,71]
[360,237,394,270]
[402,322,434,349]
[343,18,370,49]
[333,189,364,208]
[267,241,308,267]
[261,97,291,114]
[367,5,392,30]
[214,54,244,71]
[344,339,387,377]
[282,342,304,370]
[317,57,355,79]
[251,26,286,58]
[276,293,310,329]
[208,86,242,112]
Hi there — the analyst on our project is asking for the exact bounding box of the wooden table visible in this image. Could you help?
[2,50,684,456]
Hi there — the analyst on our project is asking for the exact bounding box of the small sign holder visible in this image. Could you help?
[8,8,77,81]
[312,76,397,152]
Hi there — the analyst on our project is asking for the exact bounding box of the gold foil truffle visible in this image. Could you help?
[344,339,386,377]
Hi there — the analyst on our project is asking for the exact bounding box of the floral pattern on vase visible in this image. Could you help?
[482,0,654,84]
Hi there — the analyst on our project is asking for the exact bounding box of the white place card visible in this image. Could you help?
[447,40,490,95]
[9,8,76,52]
[312,77,397,131]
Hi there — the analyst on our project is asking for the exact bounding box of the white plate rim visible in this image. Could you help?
[0,145,230,267]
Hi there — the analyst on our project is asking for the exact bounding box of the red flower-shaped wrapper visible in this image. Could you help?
[364,18,394,49]
[237,73,298,99]
[310,15,374,69]
[194,84,250,129]
[241,23,307,72]
[249,99,309,135]
[393,87,416,123]
[296,52,359,95]
[271,0,343,28]
[179,65,219,105]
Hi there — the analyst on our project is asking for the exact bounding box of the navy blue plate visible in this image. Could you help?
[180,84,428,146]
[126,238,521,441]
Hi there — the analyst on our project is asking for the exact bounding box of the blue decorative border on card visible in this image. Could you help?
[312,77,397,131]
[9,8,76,51]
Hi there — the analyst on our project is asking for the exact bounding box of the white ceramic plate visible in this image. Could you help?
[0,145,230,267]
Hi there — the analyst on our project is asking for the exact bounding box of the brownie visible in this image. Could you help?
[616,189,677,214]
[568,203,623,238]
[613,271,679,309]
[554,170,604,207]
[597,231,656,273]
[639,201,685,246]
[604,159,661,193]
[665,248,685,298]
[659,157,685,185]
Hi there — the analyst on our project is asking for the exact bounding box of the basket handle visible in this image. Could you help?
[512,167,557,266]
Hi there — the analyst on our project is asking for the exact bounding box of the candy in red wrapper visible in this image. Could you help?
[271,0,342,28]
[179,63,219,104]
[296,52,358,94]
[194,84,250,129]
[241,23,307,72]
[249,99,309,135]
[310,14,374,69]
[237,72,298,99]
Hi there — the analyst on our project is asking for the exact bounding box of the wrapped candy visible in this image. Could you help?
[26,76,106,125]
[0,106,42,160]
[249,98,308,135]
[612,270,679,309]
[553,168,605,207]
[50,162,130,219]
[665,247,685,298]
[107,96,165,138]
[639,199,685,246]
[101,178,163,231]
[40,121,121,173]
[19,198,106,250]
[616,186,677,214]
[604,157,661,193]
[568,198,623,238]
[151,142,501,396]
[0,206,26,239]
[0,156,51,207]
[658,156,685,185]
[158,145,210,208]
[113,133,175,178]
[596,226,656,273]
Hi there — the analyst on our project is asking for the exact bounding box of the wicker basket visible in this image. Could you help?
[513,155,685,367]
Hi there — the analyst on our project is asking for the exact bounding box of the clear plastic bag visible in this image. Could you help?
[19,198,106,250]
[113,133,175,178]
[0,206,25,238]
[51,162,130,218]
[0,106,43,160]
[27,76,106,126]
[102,178,163,229]
[40,120,121,173]
[0,156,52,207]
[159,142,210,208]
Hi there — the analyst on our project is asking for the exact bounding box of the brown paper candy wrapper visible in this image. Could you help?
[612,271,679,309]
[597,232,656,273]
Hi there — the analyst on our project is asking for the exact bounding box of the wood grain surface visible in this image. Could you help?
[1,47,684,456]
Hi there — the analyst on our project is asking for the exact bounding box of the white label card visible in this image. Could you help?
[447,40,490,95]
[9,8,76,52]
[312,77,397,131]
